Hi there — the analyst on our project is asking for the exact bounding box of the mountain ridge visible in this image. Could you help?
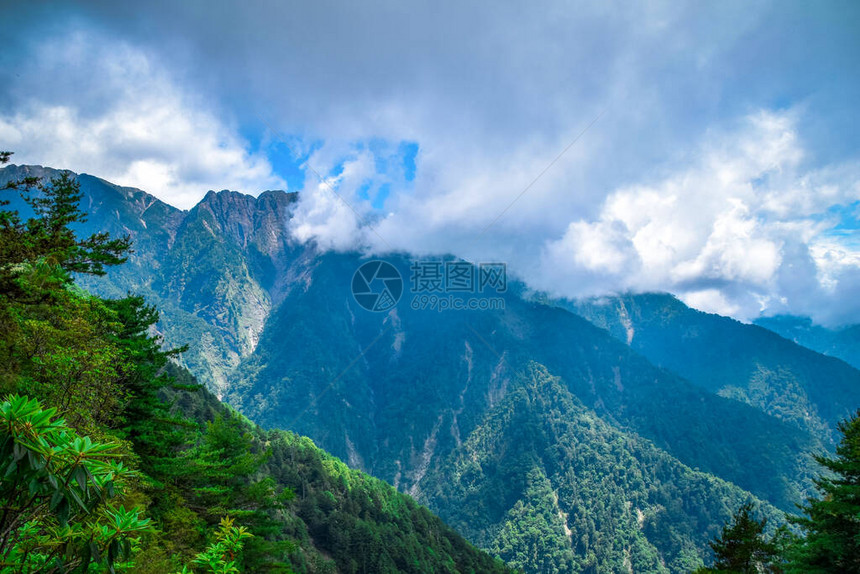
[2,164,852,573]
[1,165,313,394]
[755,314,860,371]
[567,292,860,448]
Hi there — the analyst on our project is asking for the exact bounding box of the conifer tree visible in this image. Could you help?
[695,502,781,573]
[0,152,131,296]
[787,410,860,573]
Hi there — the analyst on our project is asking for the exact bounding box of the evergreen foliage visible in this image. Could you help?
[699,410,860,574]
[174,517,254,574]
[0,394,150,573]
[423,363,785,573]
[0,168,131,295]
[693,503,783,573]
[786,410,860,573]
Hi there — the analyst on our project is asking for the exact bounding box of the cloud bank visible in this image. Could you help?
[1,1,858,324]
[538,111,860,323]
[0,29,283,209]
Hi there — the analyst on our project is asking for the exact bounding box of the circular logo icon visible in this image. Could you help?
[351,260,403,312]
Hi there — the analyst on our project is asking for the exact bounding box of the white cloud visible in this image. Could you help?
[287,141,418,251]
[2,3,859,324]
[0,32,283,209]
[537,111,860,324]
[678,289,741,318]
[289,148,376,251]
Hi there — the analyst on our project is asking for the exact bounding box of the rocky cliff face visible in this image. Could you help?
[0,165,314,395]
[142,187,314,394]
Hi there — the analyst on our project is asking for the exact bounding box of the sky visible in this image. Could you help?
[1,0,858,325]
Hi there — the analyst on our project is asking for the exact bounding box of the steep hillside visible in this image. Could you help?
[755,315,860,370]
[569,293,860,447]
[170,369,515,574]
[421,363,783,574]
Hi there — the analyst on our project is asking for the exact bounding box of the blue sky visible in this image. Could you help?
[0,1,858,324]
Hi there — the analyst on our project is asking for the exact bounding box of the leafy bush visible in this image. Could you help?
[175,517,253,574]
[0,394,150,573]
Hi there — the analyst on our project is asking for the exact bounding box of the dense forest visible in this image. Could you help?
[0,153,512,573]
[1,154,858,573]
[569,293,860,448]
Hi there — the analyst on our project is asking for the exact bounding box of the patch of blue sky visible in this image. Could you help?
[820,201,860,249]
[240,125,304,192]
[374,183,391,209]
[356,180,372,202]
[399,142,418,182]
[355,180,392,210]
[254,127,325,192]
[268,145,310,191]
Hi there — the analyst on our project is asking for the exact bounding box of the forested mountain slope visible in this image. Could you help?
[170,369,516,574]
[755,314,860,371]
[0,163,512,574]
[0,164,834,573]
[420,363,785,573]
[568,293,860,447]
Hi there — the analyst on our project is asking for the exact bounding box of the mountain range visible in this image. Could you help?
[567,293,860,448]
[754,315,860,371]
[3,164,858,573]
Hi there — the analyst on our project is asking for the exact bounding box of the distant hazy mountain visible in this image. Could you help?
[755,315,860,371]
[3,165,852,573]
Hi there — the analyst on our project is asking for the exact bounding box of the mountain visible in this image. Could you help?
[567,293,860,448]
[0,165,512,574]
[420,363,784,573]
[220,252,802,571]
[0,165,845,572]
[0,164,315,395]
[754,315,860,371]
[169,367,515,574]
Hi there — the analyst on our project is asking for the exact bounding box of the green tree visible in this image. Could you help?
[175,517,254,574]
[694,502,780,573]
[0,152,294,572]
[0,152,131,298]
[492,466,576,574]
[786,410,860,573]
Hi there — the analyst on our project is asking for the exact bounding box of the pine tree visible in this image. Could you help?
[695,502,780,573]
[787,410,860,573]
[0,152,131,297]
